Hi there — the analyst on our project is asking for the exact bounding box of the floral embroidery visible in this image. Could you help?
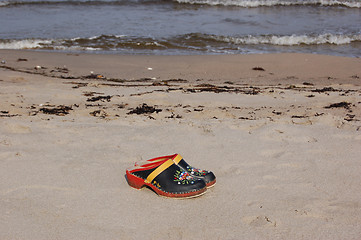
[186,165,208,176]
[174,170,195,185]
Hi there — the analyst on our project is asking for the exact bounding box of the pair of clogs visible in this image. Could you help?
[126,154,216,198]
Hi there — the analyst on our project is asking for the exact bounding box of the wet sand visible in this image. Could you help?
[1,50,361,239]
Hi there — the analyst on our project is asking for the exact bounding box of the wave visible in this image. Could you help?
[0,36,169,51]
[1,33,360,52]
[1,0,360,8]
[176,0,361,8]
[0,39,53,49]
[0,38,102,50]
[206,33,361,46]
[0,0,163,7]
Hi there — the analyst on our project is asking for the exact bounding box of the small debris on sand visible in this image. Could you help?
[86,95,112,102]
[16,58,28,62]
[39,105,73,116]
[324,102,351,109]
[252,67,265,71]
[127,103,162,115]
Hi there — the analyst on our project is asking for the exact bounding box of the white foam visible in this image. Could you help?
[210,33,361,46]
[88,36,99,40]
[70,37,82,41]
[0,38,104,51]
[1,34,359,53]
[52,45,102,51]
[320,0,361,8]
[0,39,52,49]
[176,0,361,8]
[0,0,11,7]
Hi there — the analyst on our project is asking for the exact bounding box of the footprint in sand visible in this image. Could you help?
[259,149,286,158]
[260,128,317,143]
[0,139,12,146]
[328,200,360,210]
[292,117,312,125]
[216,164,244,176]
[287,135,318,143]
[315,113,344,128]
[0,151,19,161]
[10,76,28,83]
[4,123,32,134]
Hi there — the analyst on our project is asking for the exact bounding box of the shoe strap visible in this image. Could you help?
[172,154,183,164]
[144,155,183,184]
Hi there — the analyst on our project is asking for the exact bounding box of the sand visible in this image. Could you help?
[1,50,361,239]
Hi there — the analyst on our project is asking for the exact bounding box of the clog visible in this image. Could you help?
[126,157,207,198]
[135,154,216,188]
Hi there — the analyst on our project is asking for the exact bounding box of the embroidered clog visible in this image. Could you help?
[135,154,216,188]
[126,157,207,198]
[174,154,216,188]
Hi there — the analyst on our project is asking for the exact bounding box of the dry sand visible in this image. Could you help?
[1,50,361,239]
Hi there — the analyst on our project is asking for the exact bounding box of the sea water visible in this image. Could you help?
[0,0,360,56]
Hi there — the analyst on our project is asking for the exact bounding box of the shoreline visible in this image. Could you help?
[1,49,361,239]
[1,49,360,127]
[1,49,361,84]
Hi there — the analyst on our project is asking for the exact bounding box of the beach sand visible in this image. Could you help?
[1,50,361,239]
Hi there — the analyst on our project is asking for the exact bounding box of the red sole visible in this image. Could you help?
[126,170,207,198]
[206,179,216,188]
